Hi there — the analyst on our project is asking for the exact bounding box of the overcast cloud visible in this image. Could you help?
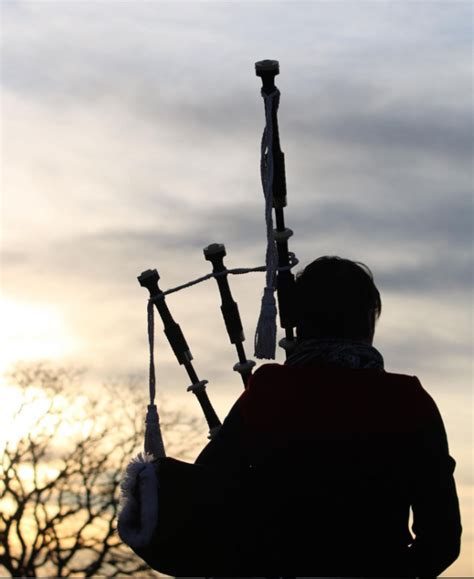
[1,6,472,566]
[2,2,471,374]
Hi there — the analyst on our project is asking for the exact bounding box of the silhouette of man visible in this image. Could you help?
[134,256,462,577]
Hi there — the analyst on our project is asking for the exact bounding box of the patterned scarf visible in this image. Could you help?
[285,338,384,370]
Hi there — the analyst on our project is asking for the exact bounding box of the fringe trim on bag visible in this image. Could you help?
[117,453,159,550]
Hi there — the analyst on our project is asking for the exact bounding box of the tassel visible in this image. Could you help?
[145,301,166,459]
[144,404,166,459]
[253,88,279,359]
[254,286,278,359]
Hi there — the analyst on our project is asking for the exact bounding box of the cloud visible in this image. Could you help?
[3,7,471,568]
[1,1,471,392]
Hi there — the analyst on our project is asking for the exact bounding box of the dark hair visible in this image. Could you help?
[294,256,382,341]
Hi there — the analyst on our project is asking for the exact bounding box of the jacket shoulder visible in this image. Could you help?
[240,364,438,434]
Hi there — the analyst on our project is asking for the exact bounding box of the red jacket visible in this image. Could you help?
[135,363,461,576]
[195,363,462,576]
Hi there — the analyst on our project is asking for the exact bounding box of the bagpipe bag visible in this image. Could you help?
[127,456,416,576]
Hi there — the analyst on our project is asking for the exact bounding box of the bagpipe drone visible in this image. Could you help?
[139,58,297,442]
[118,60,303,574]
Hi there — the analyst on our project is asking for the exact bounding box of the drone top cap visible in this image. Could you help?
[138,268,160,287]
[203,243,226,261]
[255,59,280,76]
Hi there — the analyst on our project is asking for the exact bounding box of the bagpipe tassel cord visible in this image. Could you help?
[144,299,166,459]
[117,301,164,550]
[254,88,279,360]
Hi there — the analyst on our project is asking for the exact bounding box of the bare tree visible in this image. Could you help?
[0,363,204,577]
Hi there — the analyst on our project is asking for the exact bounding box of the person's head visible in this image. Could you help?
[294,256,381,344]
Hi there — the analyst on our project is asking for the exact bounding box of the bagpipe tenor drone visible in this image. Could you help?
[118,59,300,571]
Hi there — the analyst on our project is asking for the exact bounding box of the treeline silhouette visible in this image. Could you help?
[0,362,200,578]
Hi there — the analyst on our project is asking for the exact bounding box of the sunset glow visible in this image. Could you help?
[0,298,78,376]
[0,298,80,450]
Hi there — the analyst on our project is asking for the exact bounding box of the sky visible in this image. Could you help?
[1,1,472,575]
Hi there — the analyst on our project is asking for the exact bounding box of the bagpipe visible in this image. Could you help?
[117,60,309,574]
[137,58,298,444]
